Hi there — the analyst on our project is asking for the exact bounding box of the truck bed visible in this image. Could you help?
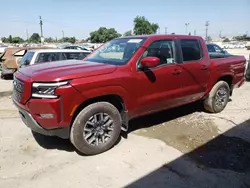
[210,55,246,87]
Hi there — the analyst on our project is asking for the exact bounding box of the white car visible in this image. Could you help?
[0,44,7,54]
[19,49,91,68]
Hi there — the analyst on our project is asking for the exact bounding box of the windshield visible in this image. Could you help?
[19,51,35,68]
[85,38,146,65]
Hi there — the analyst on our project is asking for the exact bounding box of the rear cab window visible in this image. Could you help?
[180,39,203,62]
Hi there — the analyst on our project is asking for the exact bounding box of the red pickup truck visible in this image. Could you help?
[13,35,246,155]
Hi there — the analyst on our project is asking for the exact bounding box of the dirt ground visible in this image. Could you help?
[0,82,250,187]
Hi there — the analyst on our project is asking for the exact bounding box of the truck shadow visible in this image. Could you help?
[125,119,250,188]
[128,101,203,133]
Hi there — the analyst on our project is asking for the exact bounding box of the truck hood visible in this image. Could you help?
[18,60,117,82]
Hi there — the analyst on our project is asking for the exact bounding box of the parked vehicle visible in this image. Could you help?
[64,45,93,52]
[206,43,232,59]
[246,42,250,50]
[18,49,91,69]
[13,35,246,155]
[0,44,8,54]
[1,47,51,79]
[244,54,250,81]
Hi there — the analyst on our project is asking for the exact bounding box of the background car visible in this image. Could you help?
[19,49,91,69]
[64,45,93,52]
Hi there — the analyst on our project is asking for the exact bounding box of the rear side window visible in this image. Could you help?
[35,53,60,64]
[62,52,89,60]
[180,39,202,62]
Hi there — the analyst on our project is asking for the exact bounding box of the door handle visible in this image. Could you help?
[201,65,208,70]
[172,69,182,75]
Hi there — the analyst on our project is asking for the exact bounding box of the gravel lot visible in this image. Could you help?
[0,48,250,187]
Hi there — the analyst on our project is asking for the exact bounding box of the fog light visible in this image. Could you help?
[40,114,54,119]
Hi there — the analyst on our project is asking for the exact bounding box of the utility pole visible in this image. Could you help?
[205,21,209,41]
[219,30,222,38]
[62,30,64,38]
[194,29,196,36]
[165,27,168,34]
[39,16,43,43]
[185,23,190,34]
[26,29,29,41]
[246,31,248,36]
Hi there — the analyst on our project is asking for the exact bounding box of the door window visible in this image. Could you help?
[180,39,202,62]
[140,40,175,66]
[62,52,89,60]
[35,53,59,64]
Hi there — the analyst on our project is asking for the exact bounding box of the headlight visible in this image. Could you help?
[32,81,69,99]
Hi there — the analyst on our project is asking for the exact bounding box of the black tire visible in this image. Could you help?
[70,102,122,155]
[203,81,230,113]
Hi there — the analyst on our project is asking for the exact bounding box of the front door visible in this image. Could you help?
[133,39,185,116]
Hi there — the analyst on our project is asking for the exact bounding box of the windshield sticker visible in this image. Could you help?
[127,39,143,43]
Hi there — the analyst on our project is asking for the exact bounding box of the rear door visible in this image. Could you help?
[177,39,210,103]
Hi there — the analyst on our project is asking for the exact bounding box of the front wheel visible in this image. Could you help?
[203,81,230,113]
[70,102,122,155]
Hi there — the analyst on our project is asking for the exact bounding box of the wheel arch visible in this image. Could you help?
[216,74,233,95]
[71,94,129,132]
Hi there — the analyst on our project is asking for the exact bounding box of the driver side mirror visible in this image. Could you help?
[141,57,160,68]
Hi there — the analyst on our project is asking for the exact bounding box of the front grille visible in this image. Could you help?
[13,77,24,102]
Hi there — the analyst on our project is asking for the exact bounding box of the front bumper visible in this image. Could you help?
[13,100,70,139]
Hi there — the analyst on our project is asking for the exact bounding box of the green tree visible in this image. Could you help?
[223,38,230,42]
[89,27,121,43]
[133,16,159,35]
[30,33,41,43]
[44,37,55,43]
[233,34,250,41]
[59,37,76,44]
[8,35,13,43]
[123,30,132,36]
[1,37,8,43]
[207,36,212,42]
[12,37,24,43]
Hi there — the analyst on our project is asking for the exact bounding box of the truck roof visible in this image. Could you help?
[120,34,204,40]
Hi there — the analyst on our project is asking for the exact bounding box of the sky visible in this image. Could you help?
[0,0,249,40]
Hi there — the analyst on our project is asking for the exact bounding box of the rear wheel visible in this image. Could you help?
[70,102,122,155]
[203,81,230,113]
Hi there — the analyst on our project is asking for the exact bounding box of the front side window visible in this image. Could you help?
[19,51,35,67]
[207,44,216,52]
[85,38,146,65]
[180,39,202,62]
[140,40,175,65]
